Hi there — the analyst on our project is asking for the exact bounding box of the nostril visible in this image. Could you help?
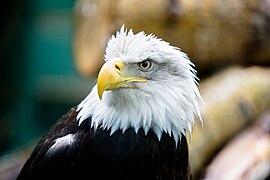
[115,64,121,72]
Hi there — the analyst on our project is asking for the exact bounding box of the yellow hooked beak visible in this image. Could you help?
[97,58,147,100]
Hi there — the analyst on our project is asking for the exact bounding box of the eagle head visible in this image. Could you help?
[77,26,202,144]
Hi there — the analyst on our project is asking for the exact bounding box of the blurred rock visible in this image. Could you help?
[73,0,270,77]
[202,113,270,180]
[73,0,116,77]
[189,66,270,178]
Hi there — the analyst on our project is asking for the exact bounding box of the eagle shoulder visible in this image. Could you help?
[17,107,81,179]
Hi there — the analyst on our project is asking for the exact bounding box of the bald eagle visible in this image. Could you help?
[17,26,202,180]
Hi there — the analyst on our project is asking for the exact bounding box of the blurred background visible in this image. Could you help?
[0,0,270,179]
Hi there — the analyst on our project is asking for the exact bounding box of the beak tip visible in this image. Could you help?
[98,93,103,100]
[97,86,104,100]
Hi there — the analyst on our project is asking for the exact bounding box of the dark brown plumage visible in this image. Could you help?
[17,107,191,180]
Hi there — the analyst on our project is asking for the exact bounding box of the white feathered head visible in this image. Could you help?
[77,26,202,144]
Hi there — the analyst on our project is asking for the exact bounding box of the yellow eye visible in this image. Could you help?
[138,59,153,71]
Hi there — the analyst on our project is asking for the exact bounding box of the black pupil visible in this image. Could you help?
[141,61,149,68]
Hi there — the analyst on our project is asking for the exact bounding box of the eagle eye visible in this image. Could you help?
[138,59,153,71]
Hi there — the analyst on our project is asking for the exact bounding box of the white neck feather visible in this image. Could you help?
[77,75,201,145]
